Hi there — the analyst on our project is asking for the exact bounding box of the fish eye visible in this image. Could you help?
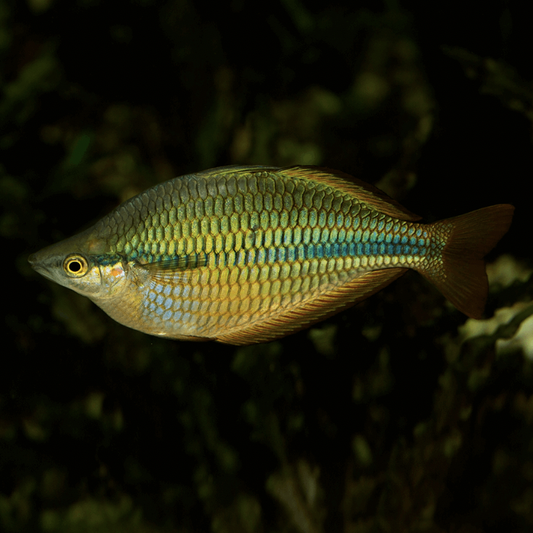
[63,254,89,277]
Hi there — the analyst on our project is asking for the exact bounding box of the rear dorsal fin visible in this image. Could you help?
[280,166,422,221]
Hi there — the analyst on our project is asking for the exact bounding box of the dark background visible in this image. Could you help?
[2,0,533,531]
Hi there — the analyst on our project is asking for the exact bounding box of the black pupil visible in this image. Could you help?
[69,260,82,272]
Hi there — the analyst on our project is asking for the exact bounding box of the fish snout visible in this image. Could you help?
[28,253,38,269]
[28,249,51,276]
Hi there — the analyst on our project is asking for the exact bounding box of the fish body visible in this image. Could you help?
[29,166,514,345]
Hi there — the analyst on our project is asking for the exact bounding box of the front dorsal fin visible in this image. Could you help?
[196,165,279,178]
[280,166,422,221]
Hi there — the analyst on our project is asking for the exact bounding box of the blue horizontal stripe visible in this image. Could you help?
[145,237,431,270]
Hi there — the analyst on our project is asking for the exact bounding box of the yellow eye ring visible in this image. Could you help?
[63,254,89,277]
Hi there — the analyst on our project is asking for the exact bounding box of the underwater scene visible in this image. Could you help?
[2,1,532,532]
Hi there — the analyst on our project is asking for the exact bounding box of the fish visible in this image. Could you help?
[28,165,514,345]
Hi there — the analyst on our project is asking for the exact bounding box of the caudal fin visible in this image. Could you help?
[420,204,514,319]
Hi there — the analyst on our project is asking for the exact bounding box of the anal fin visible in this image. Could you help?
[216,268,408,345]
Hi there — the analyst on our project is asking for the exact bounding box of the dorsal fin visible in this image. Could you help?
[196,165,279,178]
[280,166,421,221]
[194,165,421,221]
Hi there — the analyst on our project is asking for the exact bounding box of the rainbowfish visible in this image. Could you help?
[29,166,514,345]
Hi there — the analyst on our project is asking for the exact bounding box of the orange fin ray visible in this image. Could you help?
[420,204,514,319]
[281,166,422,221]
[215,268,407,345]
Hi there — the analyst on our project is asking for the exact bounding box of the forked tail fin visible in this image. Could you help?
[419,204,514,318]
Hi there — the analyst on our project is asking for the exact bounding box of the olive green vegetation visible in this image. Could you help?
[1,0,533,532]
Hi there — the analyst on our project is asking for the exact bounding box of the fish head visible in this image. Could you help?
[28,226,129,300]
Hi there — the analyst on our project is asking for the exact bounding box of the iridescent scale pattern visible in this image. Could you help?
[94,168,433,339]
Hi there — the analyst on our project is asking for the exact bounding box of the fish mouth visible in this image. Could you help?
[28,251,55,281]
[28,253,38,268]
[28,252,42,272]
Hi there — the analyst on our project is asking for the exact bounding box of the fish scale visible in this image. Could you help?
[28,165,513,345]
[93,170,421,336]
